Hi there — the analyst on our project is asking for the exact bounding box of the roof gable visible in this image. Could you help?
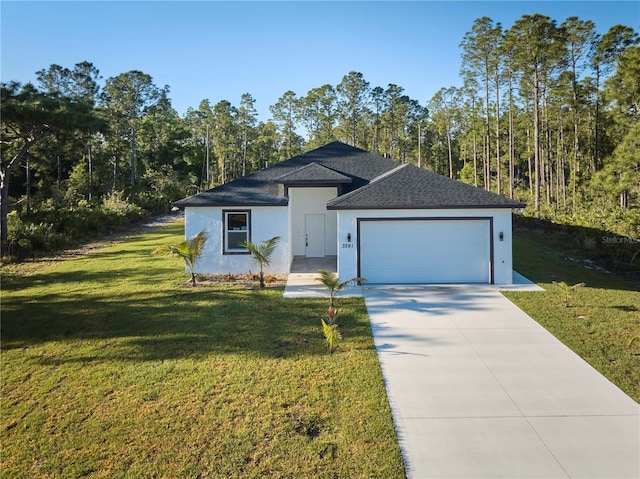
[327,164,526,210]
[277,162,352,185]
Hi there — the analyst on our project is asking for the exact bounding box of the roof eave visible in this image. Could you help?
[326,203,526,210]
[173,199,289,208]
[283,180,352,186]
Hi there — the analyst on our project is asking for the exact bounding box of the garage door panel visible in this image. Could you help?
[359,219,491,283]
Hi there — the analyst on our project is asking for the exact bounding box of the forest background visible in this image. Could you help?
[1,11,638,271]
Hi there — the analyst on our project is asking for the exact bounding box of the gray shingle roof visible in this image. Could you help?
[326,164,526,210]
[173,141,396,207]
[174,141,526,210]
[277,162,352,184]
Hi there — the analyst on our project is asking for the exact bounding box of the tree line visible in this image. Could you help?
[1,14,638,255]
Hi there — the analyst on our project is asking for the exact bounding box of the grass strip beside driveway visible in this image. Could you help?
[504,229,640,403]
[1,221,405,478]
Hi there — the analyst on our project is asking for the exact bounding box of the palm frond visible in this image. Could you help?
[258,236,281,267]
[321,318,341,353]
[151,230,208,286]
[186,231,208,260]
[316,269,340,290]
[239,236,280,287]
[240,236,281,267]
[151,242,188,258]
[316,270,366,308]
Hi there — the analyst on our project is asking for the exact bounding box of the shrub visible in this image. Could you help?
[552,281,585,308]
[5,211,67,257]
[100,191,146,228]
[4,192,147,259]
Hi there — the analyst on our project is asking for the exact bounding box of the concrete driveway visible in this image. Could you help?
[363,285,640,479]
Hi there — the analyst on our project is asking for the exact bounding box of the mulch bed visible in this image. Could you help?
[192,273,288,287]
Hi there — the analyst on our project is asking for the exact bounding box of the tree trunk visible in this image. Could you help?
[572,87,580,211]
[88,142,93,201]
[130,125,136,191]
[374,119,380,154]
[558,118,566,208]
[351,115,357,147]
[112,127,120,193]
[544,97,552,206]
[483,137,489,190]
[526,128,533,198]
[0,171,10,247]
[1,136,50,246]
[447,130,454,179]
[473,128,478,188]
[205,124,210,188]
[242,129,247,177]
[56,139,62,202]
[620,190,628,208]
[593,70,601,172]
[556,122,561,207]
[26,155,31,212]
[418,124,422,168]
[533,71,541,218]
[508,75,515,199]
[484,73,491,191]
[494,74,501,195]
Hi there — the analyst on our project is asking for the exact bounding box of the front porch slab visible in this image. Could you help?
[290,255,337,273]
[284,256,364,299]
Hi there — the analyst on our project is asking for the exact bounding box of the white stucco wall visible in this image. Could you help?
[289,187,338,256]
[184,206,290,274]
[336,208,515,285]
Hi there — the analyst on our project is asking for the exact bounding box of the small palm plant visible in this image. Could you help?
[239,236,281,288]
[321,318,342,354]
[316,270,366,309]
[151,230,208,287]
[316,270,365,354]
[552,281,585,307]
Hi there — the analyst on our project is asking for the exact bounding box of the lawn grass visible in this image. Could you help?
[1,221,405,478]
[505,225,640,402]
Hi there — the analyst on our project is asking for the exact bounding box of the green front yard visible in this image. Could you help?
[1,221,404,478]
[3,218,639,477]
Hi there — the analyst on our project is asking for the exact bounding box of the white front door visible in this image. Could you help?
[305,214,325,257]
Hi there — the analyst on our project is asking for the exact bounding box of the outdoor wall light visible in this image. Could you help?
[347,233,352,242]
[499,232,504,241]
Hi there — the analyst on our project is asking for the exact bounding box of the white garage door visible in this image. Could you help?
[359,219,492,283]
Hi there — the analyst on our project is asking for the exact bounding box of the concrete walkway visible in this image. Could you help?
[284,256,363,299]
[283,270,543,298]
[363,285,640,479]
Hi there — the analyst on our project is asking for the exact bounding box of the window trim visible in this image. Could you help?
[222,209,251,255]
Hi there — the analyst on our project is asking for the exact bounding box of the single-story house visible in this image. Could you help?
[173,141,525,284]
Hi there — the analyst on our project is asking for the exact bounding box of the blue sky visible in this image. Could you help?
[2,1,638,120]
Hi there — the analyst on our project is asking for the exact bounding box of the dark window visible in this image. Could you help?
[223,210,251,254]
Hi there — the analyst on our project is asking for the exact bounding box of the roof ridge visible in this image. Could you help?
[370,163,408,183]
[326,163,403,206]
